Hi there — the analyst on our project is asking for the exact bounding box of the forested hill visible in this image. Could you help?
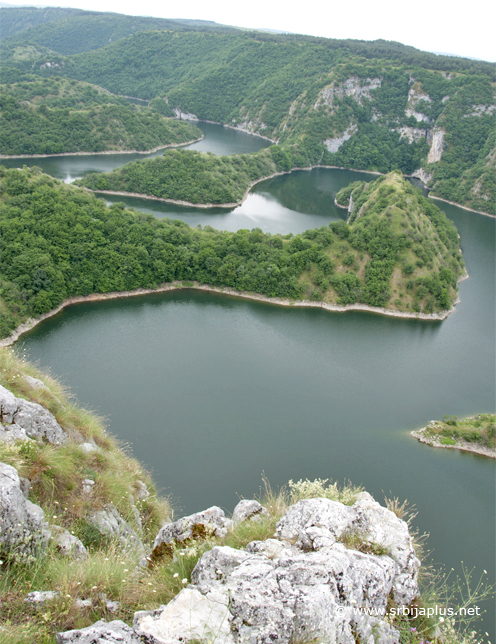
[0,167,463,338]
[1,13,495,213]
[0,7,233,54]
[0,75,202,155]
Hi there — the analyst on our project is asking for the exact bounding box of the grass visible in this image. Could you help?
[420,415,496,450]
[0,348,492,643]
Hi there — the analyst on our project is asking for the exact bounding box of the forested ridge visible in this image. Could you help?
[0,167,463,338]
[0,75,202,155]
[1,11,494,214]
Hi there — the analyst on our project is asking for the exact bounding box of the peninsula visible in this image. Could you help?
[0,166,465,341]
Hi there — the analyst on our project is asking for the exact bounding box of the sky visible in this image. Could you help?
[4,0,496,63]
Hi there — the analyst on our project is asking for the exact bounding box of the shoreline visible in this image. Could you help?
[0,135,204,160]
[83,164,493,217]
[0,281,461,348]
[411,426,496,459]
[427,194,495,219]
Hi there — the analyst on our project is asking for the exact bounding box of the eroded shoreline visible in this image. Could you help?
[0,281,462,348]
[411,425,496,459]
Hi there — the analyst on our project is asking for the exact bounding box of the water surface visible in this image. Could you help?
[7,124,495,633]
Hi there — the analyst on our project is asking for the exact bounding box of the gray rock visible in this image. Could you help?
[0,462,50,558]
[79,442,98,454]
[137,494,419,644]
[82,479,94,495]
[74,598,93,609]
[56,620,141,644]
[25,590,60,605]
[151,505,230,558]
[276,497,354,550]
[232,499,269,523]
[134,588,232,644]
[105,600,120,614]
[13,398,67,445]
[19,477,31,499]
[51,526,88,560]
[24,375,48,391]
[0,385,17,424]
[87,505,144,553]
[0,423,30,443]
[134,480,149,502]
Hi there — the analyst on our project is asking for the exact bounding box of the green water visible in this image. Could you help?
[7,125,495,633]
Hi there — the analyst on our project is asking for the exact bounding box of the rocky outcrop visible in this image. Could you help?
[315,77,381,110]
[427,128,445,164]
[51,525,88,560]
[396,126,426,144]
[0,462,50,559]
[324,124,358,153]
[173,108,198,121]
[405,83,432,123]
[411,167,433,186]
[129,493,418,644]
[0,384,67,445]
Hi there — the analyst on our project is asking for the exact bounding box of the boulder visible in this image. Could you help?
[134,480,150,501]
[51,525,88,560]
[151,506,230,561]
[14,398,67,445]
[87,505,144,553]
[0,462,50,558]
[0,385,17,423]
[0,384,67,446]
[56,620,141,644]
[232,499,269,523]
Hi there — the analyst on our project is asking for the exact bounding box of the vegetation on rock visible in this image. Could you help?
[413,414,496,454]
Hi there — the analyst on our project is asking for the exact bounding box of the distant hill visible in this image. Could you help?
[0,7,235,55]
[1,10,494,213]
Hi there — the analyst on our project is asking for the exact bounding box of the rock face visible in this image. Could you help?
[133,493,419,644]
[427,128,445,164]
[0,384,67,445]
[324,124,358,153]
[0,462,50,558]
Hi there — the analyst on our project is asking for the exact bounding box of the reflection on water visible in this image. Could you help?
[0,120,271,183]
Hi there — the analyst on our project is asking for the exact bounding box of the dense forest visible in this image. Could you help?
[77,147,279,204]
[1,12,494,214]
[0,166,464,338]
[0,76,202,155]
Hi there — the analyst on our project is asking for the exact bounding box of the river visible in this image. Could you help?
[4,122,495,633]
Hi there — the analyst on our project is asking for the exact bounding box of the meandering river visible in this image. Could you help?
[5,122,495,632]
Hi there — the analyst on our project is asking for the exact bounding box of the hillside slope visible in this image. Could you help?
[0,167,464,340]
[3,26,493,213]
[0,75,202,155]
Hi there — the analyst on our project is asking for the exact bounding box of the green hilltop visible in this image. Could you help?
[0,167,464,340]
